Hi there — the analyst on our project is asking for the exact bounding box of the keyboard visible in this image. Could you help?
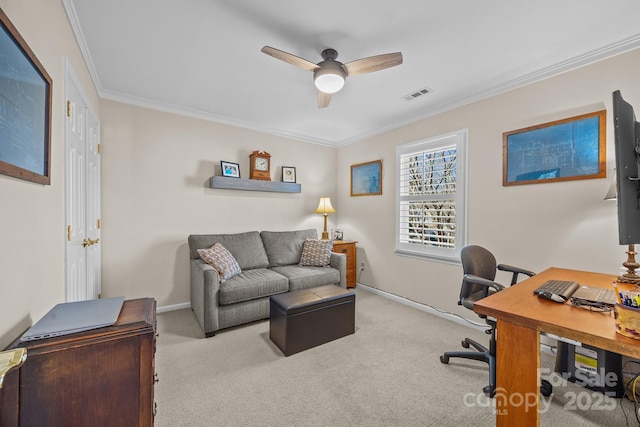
[533,280,580,303]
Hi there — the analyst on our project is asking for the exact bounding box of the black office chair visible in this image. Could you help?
[439,245,552,397]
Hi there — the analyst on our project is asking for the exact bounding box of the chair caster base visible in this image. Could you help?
[483,385,496,397]
[482,381,551,398]
[440,355,449,364]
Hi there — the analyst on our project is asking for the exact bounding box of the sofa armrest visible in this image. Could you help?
[190,259,221,336]
[330,252,347,288]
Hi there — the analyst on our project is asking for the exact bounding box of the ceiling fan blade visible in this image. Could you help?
[345,52,403,76]
[317,91,332,108]
[261,46,319,71]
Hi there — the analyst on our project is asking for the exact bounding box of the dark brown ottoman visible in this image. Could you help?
[269,285,355,356]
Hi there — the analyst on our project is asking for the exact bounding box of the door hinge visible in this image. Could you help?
[67,225,72,241]
[97,218,101,229]
[66,100,72,118]
[97,144,101,154]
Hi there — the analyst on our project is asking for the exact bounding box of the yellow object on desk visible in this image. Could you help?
[0,348,26,389]
[614,303,640,339]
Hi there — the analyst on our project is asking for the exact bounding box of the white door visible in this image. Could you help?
[65,66,101,301]
[85,109,101,299]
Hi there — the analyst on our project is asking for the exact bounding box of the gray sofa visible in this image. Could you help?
[188,229,347,337]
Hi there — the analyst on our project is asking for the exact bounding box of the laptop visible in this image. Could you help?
[570,286,617,306]
[20,296,125,342]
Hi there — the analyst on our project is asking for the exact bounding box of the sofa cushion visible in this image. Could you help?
[260,229,318,267]
[218,268,289,306]
[299,238,333,267]
[271,265,341,291]
[197,243,241,283]
[188,232,269,270]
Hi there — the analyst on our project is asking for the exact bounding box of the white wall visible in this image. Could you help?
[0,0,99,349]
[336,48,640,321]
[99,100,339,307]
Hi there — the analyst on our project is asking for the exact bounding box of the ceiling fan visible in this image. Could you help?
[261,46,403,108]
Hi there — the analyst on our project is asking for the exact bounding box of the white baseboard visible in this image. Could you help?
[157,301,191,314]
[355,283,487,332]
[356,282,560,354]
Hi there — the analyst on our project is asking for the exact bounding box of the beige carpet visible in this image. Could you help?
[154,288,639,426]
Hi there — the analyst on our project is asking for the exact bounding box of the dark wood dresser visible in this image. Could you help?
[1,298,157,427]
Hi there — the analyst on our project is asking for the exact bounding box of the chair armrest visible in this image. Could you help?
[497,264,535,286]
[464,274,505,294]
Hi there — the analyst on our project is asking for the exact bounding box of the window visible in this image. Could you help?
[396,129,468,263]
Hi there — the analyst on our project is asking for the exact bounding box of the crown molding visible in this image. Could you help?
[62,0,640,148]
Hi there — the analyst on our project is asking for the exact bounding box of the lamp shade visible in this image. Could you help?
[315,197,336,214]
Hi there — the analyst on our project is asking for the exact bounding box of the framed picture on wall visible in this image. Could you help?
[351,160,382,196]
[221,161,240,178]
[503,110,606,186]
[0,9,53,185]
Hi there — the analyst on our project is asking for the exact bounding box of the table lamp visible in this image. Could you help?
[315,197,336,240]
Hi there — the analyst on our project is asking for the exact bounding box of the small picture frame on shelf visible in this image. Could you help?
[282,166,296,183]
[331,229,343,241]
[221,161,240,178]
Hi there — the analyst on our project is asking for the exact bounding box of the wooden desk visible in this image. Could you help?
[474,267,640,426]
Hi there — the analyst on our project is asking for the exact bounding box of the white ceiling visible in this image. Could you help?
[64,0,640,146]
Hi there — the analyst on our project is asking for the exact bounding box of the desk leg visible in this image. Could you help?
[496,319,540,426]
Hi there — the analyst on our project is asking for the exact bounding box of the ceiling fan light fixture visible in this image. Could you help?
[314,67,346,94]
[262,46,402,105]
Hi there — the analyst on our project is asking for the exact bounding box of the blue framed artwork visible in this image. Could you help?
[351,160,382,196]
[0,8,52,185]
[503,110,606,186]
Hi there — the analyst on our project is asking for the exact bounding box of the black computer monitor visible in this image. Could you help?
[612,90,640,244]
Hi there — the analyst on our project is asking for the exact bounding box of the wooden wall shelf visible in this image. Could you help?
[210,176,301,193]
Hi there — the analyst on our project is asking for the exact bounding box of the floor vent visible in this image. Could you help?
[403,87,431,101]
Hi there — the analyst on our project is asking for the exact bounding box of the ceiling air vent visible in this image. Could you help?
[403,87,431,101]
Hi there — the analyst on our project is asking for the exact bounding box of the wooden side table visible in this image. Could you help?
[332,240,357,288]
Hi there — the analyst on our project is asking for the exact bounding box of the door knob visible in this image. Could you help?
[83,238,100,247]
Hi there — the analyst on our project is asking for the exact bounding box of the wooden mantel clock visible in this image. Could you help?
[249,150,271,181]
